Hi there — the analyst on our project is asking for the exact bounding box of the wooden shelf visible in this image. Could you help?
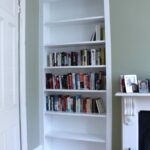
[44,40,105,48]
[44,89,106,94]
[115,92,150,97]
[44,16,104,25]
[45,111,106,118]
[44,65,106,70]
[45,131,106,143]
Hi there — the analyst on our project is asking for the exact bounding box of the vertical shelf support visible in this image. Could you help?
[122,97,135,125]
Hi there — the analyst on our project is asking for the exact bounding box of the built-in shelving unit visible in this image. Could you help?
[41,0,112,149]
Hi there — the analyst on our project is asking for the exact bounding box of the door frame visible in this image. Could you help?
[19,0,28,149]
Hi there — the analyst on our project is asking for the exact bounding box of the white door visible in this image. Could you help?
[0,0,20,150]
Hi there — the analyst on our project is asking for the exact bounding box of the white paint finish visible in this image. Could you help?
[0,0,17,16]
[45,40,105,48]
[0,18,4,111]
[45,16,104,25]
[116,95,150,150]
[34,145,43,150]
[45,111,106,118]
[0,0,20,150]
[46,131,106,143]
[20,0,28,149]
[0,132,6,150]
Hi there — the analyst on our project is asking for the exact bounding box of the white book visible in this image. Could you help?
[48,53,53,67]
[57,53,61,66]
[72,73,76,90]
[96,24,101,41]
[91,49,96,65]
[96,49,101,65]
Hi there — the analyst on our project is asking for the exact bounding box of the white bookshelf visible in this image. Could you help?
[40,0,112,149]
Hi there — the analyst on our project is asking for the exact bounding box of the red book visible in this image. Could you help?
[62,96,67,112]
[68,73,73,89]
[80,73,84,89]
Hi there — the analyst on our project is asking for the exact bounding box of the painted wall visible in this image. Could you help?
[110,0,150,149]
[26,0,40,149]
[25,0,150,149]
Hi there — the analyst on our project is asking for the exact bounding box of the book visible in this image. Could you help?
[100,48,105,65]
[91,49,96,65]
[96,24,101,41]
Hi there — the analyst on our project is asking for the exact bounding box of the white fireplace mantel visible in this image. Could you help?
[115,92,150,150]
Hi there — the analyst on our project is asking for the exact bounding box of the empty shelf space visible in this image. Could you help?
[45,131,106,143]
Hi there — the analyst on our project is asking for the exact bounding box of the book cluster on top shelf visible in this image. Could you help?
[46,95,105,114]
[47,48,105,67]
[46,71,106,90]
[120,74,150,93]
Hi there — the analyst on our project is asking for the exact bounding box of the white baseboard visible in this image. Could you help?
[34,145,43,150]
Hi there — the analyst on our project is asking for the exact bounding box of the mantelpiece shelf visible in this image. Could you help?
[116,92,150,97]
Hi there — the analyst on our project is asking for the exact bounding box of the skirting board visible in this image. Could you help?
[34,145,42,150]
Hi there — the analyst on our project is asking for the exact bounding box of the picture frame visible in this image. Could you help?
[138,80,149,93]
[124,75,138,93]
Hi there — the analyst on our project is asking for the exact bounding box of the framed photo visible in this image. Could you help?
[124,75,138,93]
[138,80,149,93]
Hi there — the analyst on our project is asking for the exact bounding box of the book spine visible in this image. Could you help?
[96,49,101,65]
[96,24,100,41]
[80,73,84,89]
[72,73,76,90]
[76,96,81,113]
[101,48,105,65]
[91,49,96,65]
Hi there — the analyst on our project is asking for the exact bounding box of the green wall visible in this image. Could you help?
[25,0,150,149]
[110,0,150,149]
[26,0,40,149]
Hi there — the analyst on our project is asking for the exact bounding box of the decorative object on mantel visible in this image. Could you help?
[120,74,150,94]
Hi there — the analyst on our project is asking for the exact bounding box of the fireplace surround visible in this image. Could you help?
[116,93,150,150]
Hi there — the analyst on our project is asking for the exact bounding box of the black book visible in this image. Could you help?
[62,75,68,89]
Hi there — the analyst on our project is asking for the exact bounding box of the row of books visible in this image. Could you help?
[46,95,105,114]
[47,48,105,67]
[46,71,106,90]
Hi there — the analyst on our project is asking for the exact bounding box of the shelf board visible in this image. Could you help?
[44,65,106,70]
[45,111,106,118]
[44,89,106,93]
[44,40,105,48]
[44,16,104,25]
[45,131,105,143]
[116,92,150,97]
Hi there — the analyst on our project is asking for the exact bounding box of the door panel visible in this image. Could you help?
[0,0,20,150]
